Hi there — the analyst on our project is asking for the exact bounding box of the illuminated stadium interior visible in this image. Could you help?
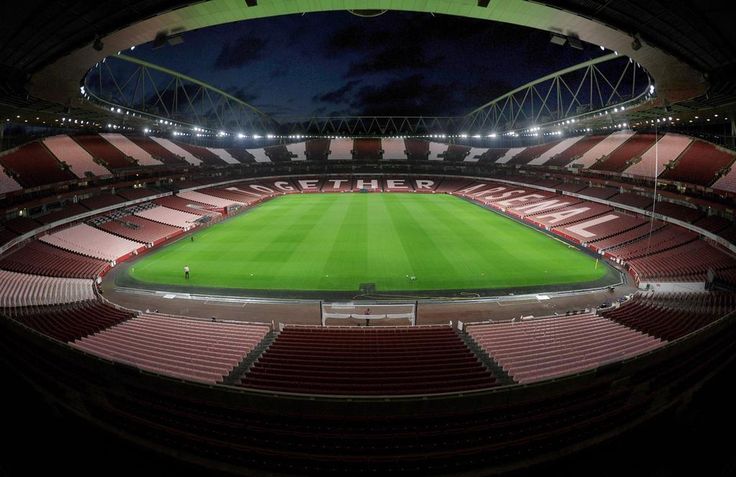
[1,2,736,476]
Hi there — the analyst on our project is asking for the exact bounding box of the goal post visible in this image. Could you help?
[320,302,417,326]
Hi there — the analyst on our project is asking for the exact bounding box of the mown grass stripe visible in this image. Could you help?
[128,193,607,292]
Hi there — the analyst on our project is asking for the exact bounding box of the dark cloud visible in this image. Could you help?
[303,106,353,118]
[328,108,353,117]
[345,45,442,77]
[322,12,500,57]
[213,34,268,70]
[346,74,515,117]
[324,25,373,56]
[458,79,515,108]
[225,86,259,104]
[251,103,299,117]
[269,65,289,79]
[389,13,490,43]
[311,106,328,116]
[282,20,312,48]
[348,75,456,116]
[313,80,361,104]
[323,13,487,58]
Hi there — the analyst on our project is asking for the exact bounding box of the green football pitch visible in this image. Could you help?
[127,193,608,293]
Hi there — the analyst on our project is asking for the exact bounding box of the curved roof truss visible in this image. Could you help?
[84,54,277,133]
[28,0,706,130]
[84,50,650,136]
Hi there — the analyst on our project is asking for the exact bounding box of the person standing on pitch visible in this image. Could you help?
[184,265,190,280]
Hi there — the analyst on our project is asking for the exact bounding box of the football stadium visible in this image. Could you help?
[1,2,735,476]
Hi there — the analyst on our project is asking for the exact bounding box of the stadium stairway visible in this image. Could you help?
[457,327,515,385]
[222,328,278,386]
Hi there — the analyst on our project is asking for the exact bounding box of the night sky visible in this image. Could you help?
[121,11,605,121]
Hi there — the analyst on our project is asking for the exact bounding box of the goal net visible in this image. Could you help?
[320,302,416,326]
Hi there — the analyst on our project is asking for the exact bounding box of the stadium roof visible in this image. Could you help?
[1,1,733,132]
